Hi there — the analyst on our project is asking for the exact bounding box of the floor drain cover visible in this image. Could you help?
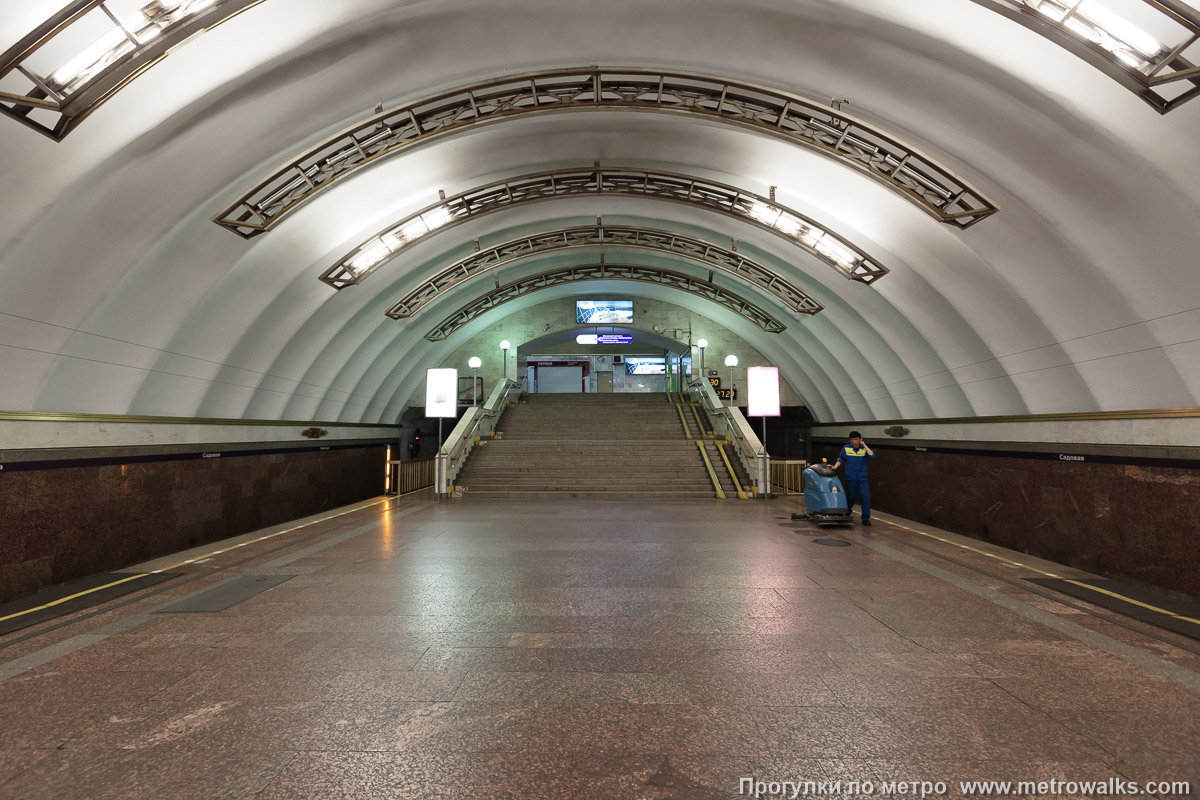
[813,538,851,547]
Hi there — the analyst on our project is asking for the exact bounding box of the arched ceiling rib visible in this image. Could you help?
[2,0,1198,426]
[422,262,790,340]
[383,224,824,320]
[187,208,994,425]
[318,166,890,289]
[214,66,998,236]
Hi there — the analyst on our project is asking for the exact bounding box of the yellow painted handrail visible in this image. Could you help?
[696,441,726,500]
[675,403,693,439]
[715,442,748,499]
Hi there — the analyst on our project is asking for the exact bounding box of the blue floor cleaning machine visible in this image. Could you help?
[792,462,852,525]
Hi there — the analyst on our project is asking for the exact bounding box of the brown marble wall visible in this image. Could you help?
[0,444,388,602]
[813,441,1200,597]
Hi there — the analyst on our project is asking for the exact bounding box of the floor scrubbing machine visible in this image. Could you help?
[791,462,853,525]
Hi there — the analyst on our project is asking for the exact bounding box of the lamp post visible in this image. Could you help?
[697,338,707,373]
[725,354,738,407]
[468,356,481,406]
[500,340,510,382]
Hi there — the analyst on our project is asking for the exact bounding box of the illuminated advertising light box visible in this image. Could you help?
[425,368,458,417]
[747,366,780,417]
[575,334,633,345]
[576,300,633,324]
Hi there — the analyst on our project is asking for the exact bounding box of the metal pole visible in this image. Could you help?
[473,367,478,406]
[762,417,768,499]
[729,367,735,407]
[436,417,445,498]
[760,451,770,500]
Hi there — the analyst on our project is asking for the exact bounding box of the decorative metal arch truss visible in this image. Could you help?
[217,67,998,237]
[319,165,889,289]
[0,0,266,140]
[385,224,823,320]
[423,264,787,341]
[971,0,1200,112]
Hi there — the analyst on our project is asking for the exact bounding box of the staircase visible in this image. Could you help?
[667,394,753,499]
[454,393,719,499]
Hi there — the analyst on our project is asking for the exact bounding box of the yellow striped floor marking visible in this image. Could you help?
[0,497,393,625]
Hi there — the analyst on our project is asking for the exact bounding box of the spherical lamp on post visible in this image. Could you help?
[468,356,482,406]
[499,340,511,382]
[697,338,707,373]
[724,354,738,407]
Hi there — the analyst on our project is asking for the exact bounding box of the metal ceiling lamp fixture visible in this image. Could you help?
[0,0,267,139]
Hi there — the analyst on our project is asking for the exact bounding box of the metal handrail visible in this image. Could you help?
[436,377,523,497]
[770,460,809,496]
[687,378,769,496]
[388,457,436,495]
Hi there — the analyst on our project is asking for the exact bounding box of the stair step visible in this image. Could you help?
[457,392,722,499]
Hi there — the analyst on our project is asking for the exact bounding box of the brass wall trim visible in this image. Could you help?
[813,407,1200,428]
[0,410,402,429]
[808,436,1200,466]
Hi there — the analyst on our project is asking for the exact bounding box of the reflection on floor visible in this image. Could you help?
[0,495,1197,799]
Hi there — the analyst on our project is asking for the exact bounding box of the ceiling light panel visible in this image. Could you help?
[424,264,788,341]
[972,0,1200,111]
[384,224,826,320]
[318,165,889,289]
[0,0,266,140]
[216,67,998,237]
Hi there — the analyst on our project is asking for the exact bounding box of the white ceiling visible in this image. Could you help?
[1,0,1197,423]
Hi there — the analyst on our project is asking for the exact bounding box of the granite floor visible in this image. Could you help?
[0,494,1197,799]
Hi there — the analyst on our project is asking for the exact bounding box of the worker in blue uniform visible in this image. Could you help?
[833,430,876,526]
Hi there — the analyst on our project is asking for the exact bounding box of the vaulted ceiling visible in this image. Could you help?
[1,0,1198,424]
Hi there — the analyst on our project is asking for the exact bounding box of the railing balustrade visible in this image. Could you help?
[686,378,770,497]
[436,377,524,498]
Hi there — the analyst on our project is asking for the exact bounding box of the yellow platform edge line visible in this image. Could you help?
[882,519,1200,628]
[0,497,392,624]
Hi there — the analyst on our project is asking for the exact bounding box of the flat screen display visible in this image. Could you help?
[625,357,666,375]
[576,300,633,324]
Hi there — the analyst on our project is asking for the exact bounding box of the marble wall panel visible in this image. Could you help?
[813,442,1199,597]
[0,445,387,602]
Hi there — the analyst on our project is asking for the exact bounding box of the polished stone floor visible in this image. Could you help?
[0,495,1197,799]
